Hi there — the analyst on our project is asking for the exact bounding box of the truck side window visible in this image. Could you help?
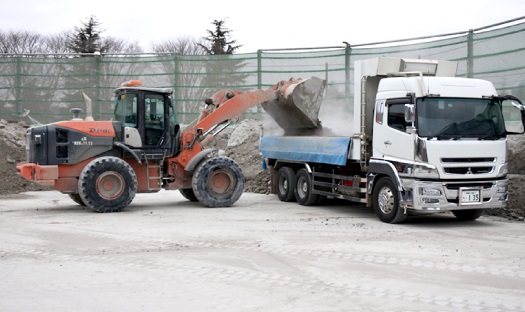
[388,103,408,132]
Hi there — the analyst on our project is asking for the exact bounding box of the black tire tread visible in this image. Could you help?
[78,156,137,213]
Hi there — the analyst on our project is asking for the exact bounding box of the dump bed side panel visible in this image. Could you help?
[260,136,351,166]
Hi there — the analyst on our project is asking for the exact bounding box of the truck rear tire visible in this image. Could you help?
[78,157,138,213]
[373,177,406,224]
[277,167,296,202]
[192,156,244,207]
[179,188,198,202]
[294,168,319,206]
[452,209,483,221]
[68,194,86,206]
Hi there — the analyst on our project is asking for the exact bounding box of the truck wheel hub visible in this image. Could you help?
[378,187,394,214]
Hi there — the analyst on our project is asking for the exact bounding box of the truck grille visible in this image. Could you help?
[441,157,495,163]
[444,167,493,174]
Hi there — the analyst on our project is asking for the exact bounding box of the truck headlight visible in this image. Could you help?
[413,164,440,179]
[497,164,508,177]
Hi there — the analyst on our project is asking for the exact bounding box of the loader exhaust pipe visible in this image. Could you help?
[81,92,94,121]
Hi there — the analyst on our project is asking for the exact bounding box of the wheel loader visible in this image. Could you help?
[16,77,325,212]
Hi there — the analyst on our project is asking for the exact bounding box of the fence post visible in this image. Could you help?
[257,49,262,90]
[95,55,100,119]
[15,57,21,121]
[467,29,474,78]
[344,43,352,99]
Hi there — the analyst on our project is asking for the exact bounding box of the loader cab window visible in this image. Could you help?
[144,93,166,146]
[114,94,138,127]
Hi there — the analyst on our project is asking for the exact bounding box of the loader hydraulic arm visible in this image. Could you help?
[189,88,277,135]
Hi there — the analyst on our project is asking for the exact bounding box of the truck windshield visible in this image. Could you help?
[416,97,505,139]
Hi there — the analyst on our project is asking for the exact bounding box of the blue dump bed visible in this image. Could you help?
[260,136,352,166]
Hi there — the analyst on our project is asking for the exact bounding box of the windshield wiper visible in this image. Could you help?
[478,134,503,140]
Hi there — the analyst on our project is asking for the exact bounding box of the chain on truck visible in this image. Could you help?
[260,57,525,223]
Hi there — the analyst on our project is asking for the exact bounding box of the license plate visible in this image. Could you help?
[460,189,481,205]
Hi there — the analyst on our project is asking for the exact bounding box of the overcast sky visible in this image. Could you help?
[2,0,525,53]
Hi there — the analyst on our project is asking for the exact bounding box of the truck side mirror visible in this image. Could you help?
[501,95,525,134]
[404,104,415,123]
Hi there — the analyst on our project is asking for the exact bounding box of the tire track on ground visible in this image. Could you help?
[1,245,523,312]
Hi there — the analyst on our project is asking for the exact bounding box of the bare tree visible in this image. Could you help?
[0,29,44,54]
[103,37,144,54]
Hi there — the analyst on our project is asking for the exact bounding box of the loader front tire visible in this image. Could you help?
[192,156,244,207]
[68,194,86,206]
[78,157,137,213]
[179,188,198,202]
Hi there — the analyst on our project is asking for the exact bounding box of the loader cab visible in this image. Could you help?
[113,86,178,151]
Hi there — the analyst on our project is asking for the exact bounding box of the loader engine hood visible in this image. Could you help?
[26,120,121,165]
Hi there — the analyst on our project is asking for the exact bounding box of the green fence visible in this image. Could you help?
[1,19,525,127]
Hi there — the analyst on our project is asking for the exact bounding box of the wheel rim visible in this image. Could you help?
[297,176,307,199]
[278,176,288,194]
[208,169,233,196]
[378,186,395,214]
[96,171,125,200]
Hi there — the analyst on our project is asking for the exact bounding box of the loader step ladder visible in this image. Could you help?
[141,151,167,192]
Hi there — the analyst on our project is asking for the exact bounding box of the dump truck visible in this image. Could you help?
[260,57,525,223]
[16,78,325,212]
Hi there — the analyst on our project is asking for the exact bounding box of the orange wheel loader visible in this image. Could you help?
[16,77,325,212]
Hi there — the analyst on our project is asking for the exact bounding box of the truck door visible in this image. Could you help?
[372,99,414,162]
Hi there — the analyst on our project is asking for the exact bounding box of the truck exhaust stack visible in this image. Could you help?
[262,77,325,131]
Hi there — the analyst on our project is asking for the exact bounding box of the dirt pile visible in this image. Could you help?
[1,118,524,220]
[0,119,52,195]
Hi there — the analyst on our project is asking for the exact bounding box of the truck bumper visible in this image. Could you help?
[16,162,58,187]
[400,178,507,211]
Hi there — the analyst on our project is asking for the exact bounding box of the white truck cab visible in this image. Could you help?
[356,57,525,222]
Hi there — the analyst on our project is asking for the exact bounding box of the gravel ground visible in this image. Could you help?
[0,190,524,311]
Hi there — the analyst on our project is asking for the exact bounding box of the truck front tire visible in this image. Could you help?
[294,168,319,206]
[452,209,483,221]
[277,167,296,202]
[192,156,244,207]
[78,157,138,213]
[373,177,406,224]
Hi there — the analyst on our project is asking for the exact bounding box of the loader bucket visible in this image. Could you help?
[262,77,326,130]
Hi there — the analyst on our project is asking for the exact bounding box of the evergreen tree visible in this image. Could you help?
[199,19,242,55]
[67,16,106,54]
[198,19,248,106]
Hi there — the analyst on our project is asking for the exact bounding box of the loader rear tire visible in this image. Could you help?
[294,168,318,206]
[192,156,244,208]
[179,188,198,202]
[277,167,296,202]
[68,194,86,206]
[78,157,137,213]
